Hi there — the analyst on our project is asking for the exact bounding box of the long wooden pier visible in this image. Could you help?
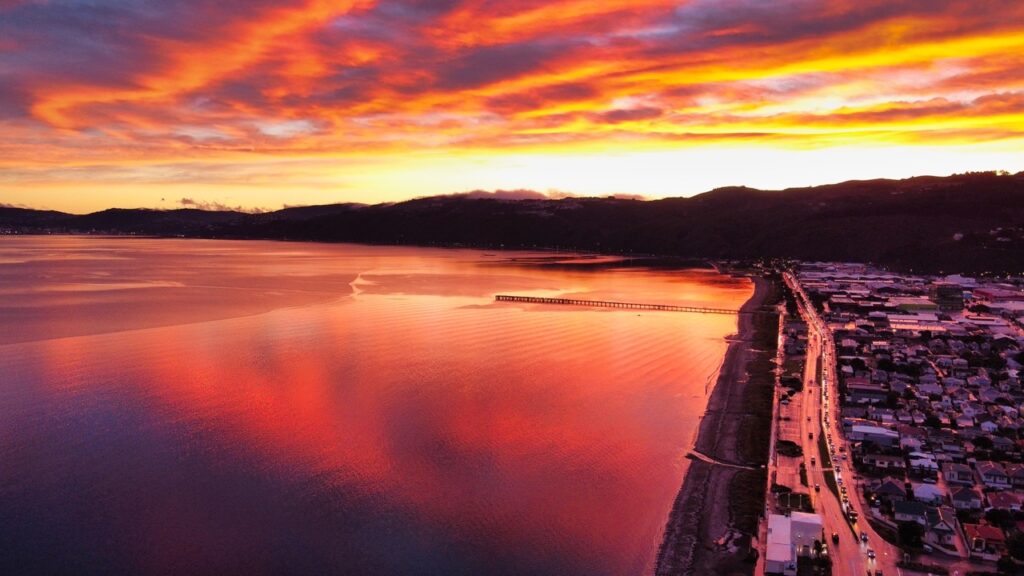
[494,294,741,315]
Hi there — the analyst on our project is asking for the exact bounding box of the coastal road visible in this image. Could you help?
[801,330,870,576]
[787,272,904,576]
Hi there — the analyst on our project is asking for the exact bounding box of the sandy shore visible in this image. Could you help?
[655,275,775,576]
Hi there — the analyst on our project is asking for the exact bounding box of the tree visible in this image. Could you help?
[886,390,901,409]
[975,435,995,450]
[897,521,924,547]
[987,508,1013,529]
[1007,532,1024,560]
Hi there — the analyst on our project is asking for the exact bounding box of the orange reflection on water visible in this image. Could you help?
[12,240,752,575]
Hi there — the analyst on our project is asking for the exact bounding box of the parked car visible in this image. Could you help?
[815,484,821,492]
[860,532,868,543]
[867,549,875,559]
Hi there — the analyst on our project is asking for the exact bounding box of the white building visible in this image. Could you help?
[790,511,824,555]
[766,514,797,576]
[766,512,824,575]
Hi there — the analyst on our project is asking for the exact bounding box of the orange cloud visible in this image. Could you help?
[1,0,1023,210]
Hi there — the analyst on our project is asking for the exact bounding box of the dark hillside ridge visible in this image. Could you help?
[4,172,1023,273]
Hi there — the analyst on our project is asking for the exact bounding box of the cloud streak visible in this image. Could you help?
[0,0,1022,209]
[178,198,267,213]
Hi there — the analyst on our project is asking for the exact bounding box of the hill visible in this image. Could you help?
[3,172,1023,273]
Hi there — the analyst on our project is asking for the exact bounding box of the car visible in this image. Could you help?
[815,484,820,492]
[860,532,868,542]
[832,532,840,544]
[811,457,816,465]
[809,432,813,440]
[867,549,875,559]
[923,544,933,553]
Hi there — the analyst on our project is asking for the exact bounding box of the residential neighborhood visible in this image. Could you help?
[773,262,1024,574]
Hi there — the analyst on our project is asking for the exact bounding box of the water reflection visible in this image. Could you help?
[0,237,751,575]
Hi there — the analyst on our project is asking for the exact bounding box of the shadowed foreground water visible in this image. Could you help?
[0,237,751,575]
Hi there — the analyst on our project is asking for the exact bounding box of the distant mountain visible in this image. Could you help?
[4,172,1023,273]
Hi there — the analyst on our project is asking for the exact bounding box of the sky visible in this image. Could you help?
[1,0,1023,213]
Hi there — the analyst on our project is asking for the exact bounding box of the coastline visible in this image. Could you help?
[655,275,778,576]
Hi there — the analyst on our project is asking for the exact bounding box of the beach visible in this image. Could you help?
[655,276,779,576]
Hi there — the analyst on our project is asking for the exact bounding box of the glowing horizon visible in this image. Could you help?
[2,0,1023,213]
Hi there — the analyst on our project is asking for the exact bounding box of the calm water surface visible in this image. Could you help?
[0,237,751,575]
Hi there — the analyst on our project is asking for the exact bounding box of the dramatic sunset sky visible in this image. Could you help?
[1,0,1023,213]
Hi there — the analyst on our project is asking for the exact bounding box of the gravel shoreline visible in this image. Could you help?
[655,276,777,576]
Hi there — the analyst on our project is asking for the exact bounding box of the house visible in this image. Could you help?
[873,478,907,504]
[956,414,976,428]
[847,379,889,404]
[899,426,927,451]
[986,491,1022,512]
[849,424,901,448]
[1007,463,1024,488]
[894,500,928,525]
[863,453,906,471]
[979,419,1000,434]
[943,463,974,485]
[908,456,940,481]
[925,506,958,548]
[992,435,1016,454]
[977,461,1010,490]
[951,486,984,511]
[913,482,945,505]
[965,523,1007,557]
